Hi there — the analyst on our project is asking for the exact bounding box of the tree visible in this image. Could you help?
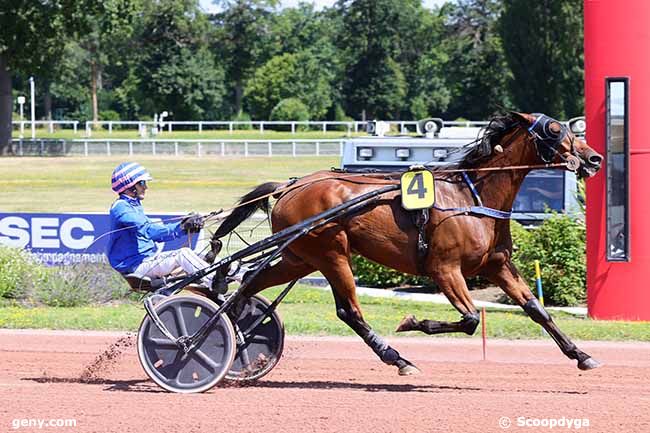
[78,0,142,124]
[244,51,334,119]
[270,3,343,113]
[402,6,451,119]
[337,0,438,119]
[500,0,584,118]
[210,0,279,116]
[441,0,511,119]
[48,42,92,119]
[0,1,96,154]
[346,55,407,120]
[137,0,226,120]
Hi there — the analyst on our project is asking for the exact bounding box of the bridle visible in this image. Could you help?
[527,113,580,170]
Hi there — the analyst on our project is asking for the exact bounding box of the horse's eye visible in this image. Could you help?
[549,122,561,134]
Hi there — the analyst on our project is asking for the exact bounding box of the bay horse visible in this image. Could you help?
[208,112,604,375]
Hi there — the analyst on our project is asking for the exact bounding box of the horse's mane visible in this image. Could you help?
[431,113,521,171]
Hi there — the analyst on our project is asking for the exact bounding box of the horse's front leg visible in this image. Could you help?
[485,260,602,370]
[322,260,420,376]
[396,267,481,335]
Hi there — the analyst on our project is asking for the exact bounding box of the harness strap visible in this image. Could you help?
[411,209,430,274]
[462,172,483,207]
[432,171,512,220]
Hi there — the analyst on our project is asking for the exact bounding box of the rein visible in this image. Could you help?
[207,115,574,223]
[201,160,569,229]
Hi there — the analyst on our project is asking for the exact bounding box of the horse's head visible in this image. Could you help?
[511,112,603,178]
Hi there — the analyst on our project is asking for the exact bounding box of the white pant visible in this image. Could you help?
[131,247,213,288]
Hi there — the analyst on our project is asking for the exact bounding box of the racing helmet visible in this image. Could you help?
[111,162,153,194]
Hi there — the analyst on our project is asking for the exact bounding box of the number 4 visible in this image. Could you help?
[407,173,427,199]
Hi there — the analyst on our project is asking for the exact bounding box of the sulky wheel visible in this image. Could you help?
[137,295,236,393]
[226,294,285,382]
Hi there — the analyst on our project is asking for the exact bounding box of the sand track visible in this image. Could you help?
[1,330,649,433]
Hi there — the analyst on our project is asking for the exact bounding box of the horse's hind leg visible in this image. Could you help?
[321,260,420,376]
[487,262,601,370]
[301,228,419,375]
[396,268,480,335]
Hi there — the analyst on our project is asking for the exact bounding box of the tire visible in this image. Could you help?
[137,295,236,393]
[226,294,285,382]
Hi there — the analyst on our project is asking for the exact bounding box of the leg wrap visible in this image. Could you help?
[522,298,551,324]
[363,330,400,364]
[522,298,587,362]
[460,312,480,335]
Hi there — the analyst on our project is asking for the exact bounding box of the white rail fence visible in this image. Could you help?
[10,138,347,157]
[11,120,489,136]
[13,120,80,135]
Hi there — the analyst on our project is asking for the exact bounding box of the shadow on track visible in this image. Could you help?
[22,376,587,395]
[22,376,166,393]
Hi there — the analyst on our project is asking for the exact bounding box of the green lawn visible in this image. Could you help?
[0,155,339,213]
[1,285,649,341]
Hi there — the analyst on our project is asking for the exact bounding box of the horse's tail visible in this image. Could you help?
[213,181,283,240]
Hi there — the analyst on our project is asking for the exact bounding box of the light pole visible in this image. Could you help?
[17,96,25,137]
[29,77,35,139]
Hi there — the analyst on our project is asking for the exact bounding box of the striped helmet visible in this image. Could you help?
[111,162,153,194]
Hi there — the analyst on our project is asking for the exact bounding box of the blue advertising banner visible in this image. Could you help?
[0,212,198,266]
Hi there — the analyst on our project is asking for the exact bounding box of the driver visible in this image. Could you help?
[107,162,214,289]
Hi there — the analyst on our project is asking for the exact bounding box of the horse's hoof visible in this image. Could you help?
[398,364,421,376]
[395,315,417,333]
[578,357,603,370]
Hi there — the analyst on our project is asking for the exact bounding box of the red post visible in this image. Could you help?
[481,307,487,361]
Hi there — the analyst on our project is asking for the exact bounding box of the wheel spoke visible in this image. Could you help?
[238,345,252,367]
[148,337,178,348]
[194,349,221,370]
[247,335,273,346]
[169,352,187,384]
[173,304,189,336]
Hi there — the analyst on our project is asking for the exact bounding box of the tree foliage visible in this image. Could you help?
[245,51,334,119]
[442,0,511,119]
[210,0,279,116]
[338,0,418,119]
[269,98,310,128]
[0,0,590,148]
[0,0,98,154]
[137,0,226,120]
[500,0,584,118]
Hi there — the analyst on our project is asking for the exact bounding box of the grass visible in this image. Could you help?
[1,285,649,341]
[0,155,339,213]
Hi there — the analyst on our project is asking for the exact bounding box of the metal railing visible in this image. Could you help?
[10,138,346,157]
[11,119,490,136]
[12,120,80,135]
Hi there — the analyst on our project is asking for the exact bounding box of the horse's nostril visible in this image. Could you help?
[589,154,604,166]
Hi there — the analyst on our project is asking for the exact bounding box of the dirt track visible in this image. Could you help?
[1,329,649,433]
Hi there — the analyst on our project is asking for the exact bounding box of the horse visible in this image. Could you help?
[207,112,604,375]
